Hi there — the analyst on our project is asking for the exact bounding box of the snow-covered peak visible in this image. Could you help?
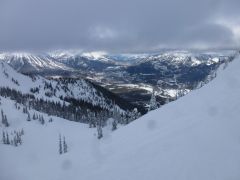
[48,50,108,60]
[48,49,83,60]
[0,52,72,72]
[132,50,234,67]
[0,52,30,59]
[82,51,108,60]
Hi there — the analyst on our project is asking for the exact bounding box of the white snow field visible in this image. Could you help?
[1,55,240,180]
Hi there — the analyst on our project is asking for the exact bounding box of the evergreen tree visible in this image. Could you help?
[112,106,120,130]
[1,110,4,124]
[59,134,63,154]
[148,90,158,112]
[1,110,9,127]
[124,111,130,124]
[97,124,103,139]
[4,115,9,127]
[13,135,18,146]
[91,112,97,128]
[27,113,31,121]
[2,131,6,144]
[32,113,37,120]
[23,106,28,114]
[112,119,117,131]
[10,140,14,145]
[165,98,170,104]
[130,108,141,121]
[63,136,68,153]
[16,132,22,145]
[6,132,10,145]
[97,113,103,139]
[0,84,135,126]
[49,117,53,122]
[39,116,45,125]
[14,102,18,109]
[111,109,118,131]
[20,128,24,135]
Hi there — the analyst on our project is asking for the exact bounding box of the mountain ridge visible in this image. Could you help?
[0,52,239,180]
[0,50,236,110]
[0,61,139,124]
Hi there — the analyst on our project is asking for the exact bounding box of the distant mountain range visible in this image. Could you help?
[0,50,236,110]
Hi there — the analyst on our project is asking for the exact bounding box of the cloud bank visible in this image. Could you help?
[0,0,239,52]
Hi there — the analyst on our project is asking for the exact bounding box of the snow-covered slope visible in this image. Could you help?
[91,56,240,180]
[0,52,72,73]
[0,62,110,107]
[1,54,240,180]
[0,61,132,121]
[49,50,110,61]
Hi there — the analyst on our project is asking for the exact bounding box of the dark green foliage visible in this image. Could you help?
[39,115,45,125]
[27,113,31,121]
[148,91,158,112]
[63,136,67,153]
[0,82,142,130]
[59,134,68,154]
[59,134,63,155]
[1,109,9,127]
[97,113,103,139]
[2,131,6,144]
[112,119,117,131]
[6,132,10,144]
[2,129,24,146]
[11,78,19,86]
[88,80,142,113]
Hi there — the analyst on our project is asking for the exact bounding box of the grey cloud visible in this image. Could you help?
[0,0,239,52]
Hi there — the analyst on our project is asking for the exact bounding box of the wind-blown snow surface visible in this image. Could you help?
[1,56,240,180]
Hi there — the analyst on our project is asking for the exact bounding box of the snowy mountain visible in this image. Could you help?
[113,50,235,108]
[0,61,138,124]
[0,52,72,74]
[0,53,239,180]
[0,50,235,111]
[0,50,234,73]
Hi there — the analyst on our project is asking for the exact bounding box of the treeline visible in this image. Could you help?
[1,129,24,147]
[0,87,141,126]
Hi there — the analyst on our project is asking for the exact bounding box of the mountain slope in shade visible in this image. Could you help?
[0,53,240,180]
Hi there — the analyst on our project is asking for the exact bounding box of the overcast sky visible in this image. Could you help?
[0,0,239,53]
